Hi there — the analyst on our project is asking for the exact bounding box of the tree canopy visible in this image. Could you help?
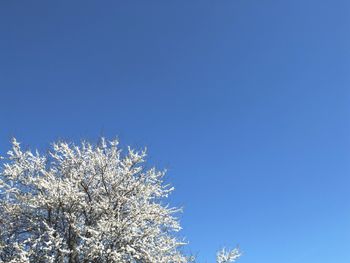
[0,138,240,263]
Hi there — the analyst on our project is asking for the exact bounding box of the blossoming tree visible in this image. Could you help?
[0,138,240,263]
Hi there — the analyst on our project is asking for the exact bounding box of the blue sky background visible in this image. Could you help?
[1,1,350,262]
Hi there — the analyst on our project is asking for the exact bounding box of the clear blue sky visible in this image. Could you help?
[1,1,350,262]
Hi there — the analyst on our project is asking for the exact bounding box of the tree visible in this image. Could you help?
[0,138,240,263]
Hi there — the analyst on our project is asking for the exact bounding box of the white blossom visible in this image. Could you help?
[216,248,241,263]
[0,138,240,263]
